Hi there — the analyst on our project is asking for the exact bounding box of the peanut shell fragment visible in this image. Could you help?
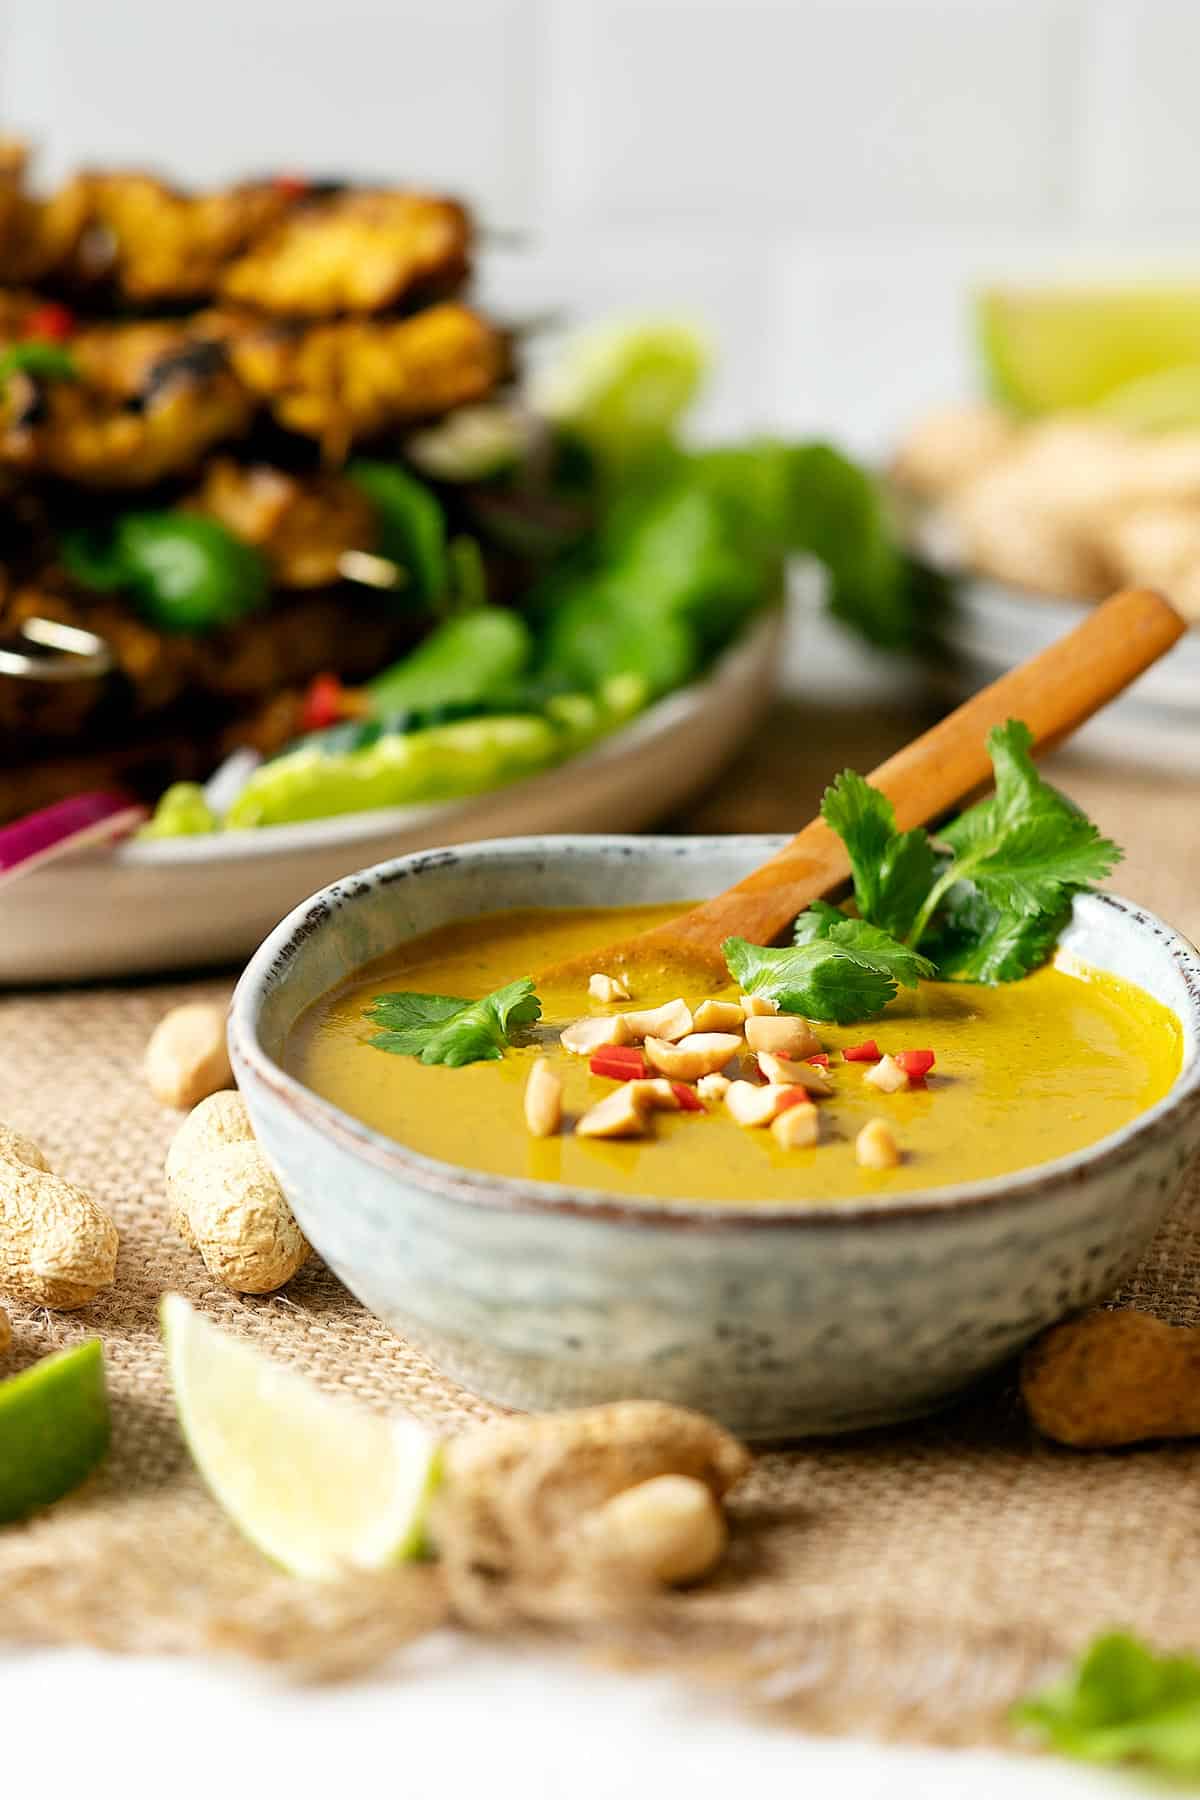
[166,1092,309,1294]
[0,1129,119,1310]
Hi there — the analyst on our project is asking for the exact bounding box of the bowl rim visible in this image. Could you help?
[230,834,1200,1234]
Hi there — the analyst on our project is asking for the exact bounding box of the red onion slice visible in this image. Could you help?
[0,791,148,888]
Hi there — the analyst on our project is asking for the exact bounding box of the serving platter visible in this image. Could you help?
[0,610,781,985]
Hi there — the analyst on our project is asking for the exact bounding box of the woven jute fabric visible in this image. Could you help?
[3,707,1199,1746]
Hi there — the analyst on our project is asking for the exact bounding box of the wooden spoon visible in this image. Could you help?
[541,587,1185,988]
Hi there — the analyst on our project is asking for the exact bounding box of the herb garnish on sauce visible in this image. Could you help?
[365,978,541,1067]
[724,720,1122,1021]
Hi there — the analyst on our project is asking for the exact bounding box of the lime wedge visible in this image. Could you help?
[531,314,710,459]
[1096,361,1200,431]
[978,286,1200,414]
[161,1295,441,1579]
[0,1338,110,1523]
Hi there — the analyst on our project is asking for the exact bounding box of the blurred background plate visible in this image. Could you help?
[928,579,1200,772]
[0,609,780,985]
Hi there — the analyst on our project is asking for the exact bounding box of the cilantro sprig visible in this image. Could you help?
[1015,1632,1200,1774]
[725,904,933,1024]
[365,977,541,1067]
[722,719,1121,1020]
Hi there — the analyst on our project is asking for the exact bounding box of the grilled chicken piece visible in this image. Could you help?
[0,318,253,486]
[219,188,470,316]
[213,301,506,456]
[80,172,293,304]
[0,143,92,284]
[186,457,377,587]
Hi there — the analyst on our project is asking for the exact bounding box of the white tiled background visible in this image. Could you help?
[2,0,1199,451]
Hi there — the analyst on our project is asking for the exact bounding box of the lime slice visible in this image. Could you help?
[531,314,711,458]
[1096,361,1200,431]
[161,1295,441,1579]
[0,1338,110,1523]
[978,286,1200,414]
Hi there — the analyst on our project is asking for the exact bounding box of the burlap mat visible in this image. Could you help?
[3,696,1199,1747]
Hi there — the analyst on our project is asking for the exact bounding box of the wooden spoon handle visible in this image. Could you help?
[659,587,1185,959]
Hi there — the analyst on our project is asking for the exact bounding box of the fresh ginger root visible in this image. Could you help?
[1021,1308,1200,1448]
[166,1092,310,1294]
[432,1400,750,1615]
[0,1122,118,1310]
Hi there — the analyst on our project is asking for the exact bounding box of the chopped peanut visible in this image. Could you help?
[740,994,778,1018]
[771,1102,819,1149]
[697,1072,732,1103]
[856,1117,900,1169]
[576,1081,659,1138]
[524,1059,563,1138]
[724,1081,797,1128]
[756,1051,834,1096]
[561,1014,632,1055]
[643,1032,742,1083]
[743,1014,821,1060]
[588,972,631,1004]
[693,1000,745,1035]
[864,1053,908,1094]
[627,1079,682,1112]
[619,999,694,1044]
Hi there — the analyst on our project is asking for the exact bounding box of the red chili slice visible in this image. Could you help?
[895,1050,936,1079]
[299,672,346,733]
[25,301,74,342]
[589,1047,648,1081]
[273,173,311,197]
[843,1039,881,1063]
[805,1053,831,1067]
[774,1087,813,1114]
[671,1082,704,1112]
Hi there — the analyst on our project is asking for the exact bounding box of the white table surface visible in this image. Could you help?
[6,1640,1141,1799]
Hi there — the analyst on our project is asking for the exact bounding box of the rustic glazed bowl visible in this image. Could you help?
[230,836,1200,1439]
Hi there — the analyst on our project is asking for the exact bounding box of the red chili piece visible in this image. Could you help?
[671,1082,704,1112]
[774,1087,812,1114]
[805,1053,831,1067]
[589,1047,648,1082]
[273,174,311,197]
[25,302,74,342]
[299,672,346,733]
[895,1050,936,1079]
[843,1039,881,1063]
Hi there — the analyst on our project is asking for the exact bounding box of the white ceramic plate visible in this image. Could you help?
[909,506,1200,769]
[0,610,782,984]
[930,575,1200,770]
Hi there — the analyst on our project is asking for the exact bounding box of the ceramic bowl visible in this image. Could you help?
[230,836,1200,1439]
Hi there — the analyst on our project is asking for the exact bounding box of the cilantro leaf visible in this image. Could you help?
[817,719,1122,989]
[820,771,936,941]
[937,721,1121,922]
[791,905,935,986]
[724,918,930,1025]
[925,879,1073,984]
[1015,1632,1200,1773]
[365,978,541,1066]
